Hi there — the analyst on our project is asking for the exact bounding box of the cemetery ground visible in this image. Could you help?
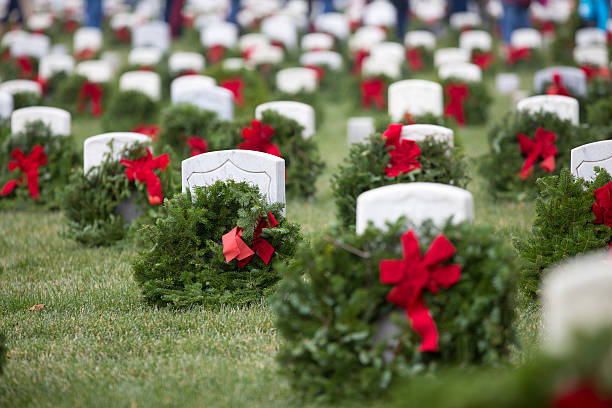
[0,71,539,406]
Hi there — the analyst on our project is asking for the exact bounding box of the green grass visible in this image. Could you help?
[0,67,539,407]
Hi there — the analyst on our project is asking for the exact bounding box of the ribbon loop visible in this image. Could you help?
[119,148,170,205]
[360,78,386,110]
[77,81,104,116]
[220,78,246,106]
[223,212,279,268]
[1,144,47,199]
[382,124,422,177]
[444,83,469,126]
[517,127,558,179]
[406,47,424,71]
[238,119,281,157]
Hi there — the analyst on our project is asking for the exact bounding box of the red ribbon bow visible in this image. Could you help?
[581,65,611,81]
[304,65,325,82]
[1,145,47,199]
[472,51,495,70]
[75,48,96,61]
[119,148,170,205]
[406,47,424,71]
[77,81,104,117]
[34,75,47,94]
[16,56,33,79]
[220,78,245,106]
[553,381,612,408]
[187,136,208,156]
[593,182,612,228]
[360,78,386,110]
[539,21,556,35]
[382,124,422,177]
[380,230,461,352]
[113,26,130,43]
[403,113,416,125]
[63,19,79,34]
[131,124,161,141]
[507,47,531,65]
[207,45,225,64]
[352,49,369,75]
[223,212,279,267]
[517,127,558,180]
[238,119,281,157]
[444,83,469,126]
[546,73,571,97]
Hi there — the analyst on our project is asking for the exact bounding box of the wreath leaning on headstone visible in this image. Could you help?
[514,168,612,299]
[273,218,516,402]
[61,142,178,247]
[131,180,302,308]
[101,89,159,132]
[332,125,469,228]
[53,74,112,117]
[0,120,79,209]
[480,111,603,200]
[440,78,492,126]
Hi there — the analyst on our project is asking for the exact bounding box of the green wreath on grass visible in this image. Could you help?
[480,111,603,200]
[132,180,302,308]
[101,89,159,132]
[53,74,112,115]
[332,128,469,227]
[13,91,43,110]
[514,168,612,299]
[61,142,179,247]
[273,218,516,402]
[440,79,492,125]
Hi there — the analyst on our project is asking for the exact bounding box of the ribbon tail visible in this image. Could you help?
[1,180,18,196]
[254,239,275,264]
[26,170,40,199]
[406,297,439,352]
[222,227,255,263]
[144,173,163,205]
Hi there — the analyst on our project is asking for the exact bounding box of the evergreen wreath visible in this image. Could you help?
[373,113,456,134]
[514,168,612,299]
[404,45,433,72]
[0,55,39,81]
[470,47,497,74]
[61,142,178,247]
[351,74,393,114]
[332,129,469,227]
[101,89,159,132]
[157,103,241,158]
[441,79,492,126]
[273,218,516,402]
[131,180,302,308]
[44,71,69,97]
[0,120,79,208]
[480,111,603,200]
[550,7,581,65]
[53,74,111,115]
[13,91,43,110]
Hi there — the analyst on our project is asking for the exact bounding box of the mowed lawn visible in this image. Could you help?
[0,70,540,407]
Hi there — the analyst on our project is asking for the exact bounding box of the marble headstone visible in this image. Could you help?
[11,106,71,136]
[255,101,315,139]
[83,132,151,174]
[516,95,579,125]
[119,71,161,101]
[388,79,443,121]
[347,117,375,145]
[571,140,612,181]
[534,66,587,97]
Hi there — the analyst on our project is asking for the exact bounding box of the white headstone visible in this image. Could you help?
[11,106,71,136]
[347,117,375,145]
[570,140,612,181]
[575,27,607,47]
[362,55,401,78]
[276,67,318,94]
[314,12,350,40]
[128,46,163,67]
[0,80,42,97]
[459,30,492,52]
[533,66,587,97]
[404,30,436,50]
[438,62,482,82]
[173,84,234,121]
[299,51,343,71]
[168,51,205,74]
[511,28,543,49]
[110,12,136,30]
[0,91,13,119]
[349,25,386,52]
[101,51,122,72]
[239,33,270,53]
[411,0,446,22]
[247,44,284,67]
[542,252,612,354]
[201,21,238,48]
[73,27,103,52]
[434,47,470,68]
[573,46,608,67]
[516,95,579,125]
[363,0,396,27]
[38,54,75,79]
[449,11,481,30]
[170,74,216,102]
[119,71,161,101]
[261,15,298,49]
[255,101,315,139]
[75,60,112,83]
[400,124,454,147]
[496,73,520,94]
[388,79,443,121]
[181,150,286,206]
[1,30,28,49]
[356,183,474,234]
[83,132,151,174]
[27,13,53,32]
[132,21,170,52]
[10,33,50,59]
[370,42,405,65]
[301,32,334,51]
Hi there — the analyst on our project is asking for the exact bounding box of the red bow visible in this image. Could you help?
[78,81,104,117]
[593,182,612,228]
[553,381,612,408]
[444,83,469,126]
[382,123,422,177]
[187,136,208,156]
[507,47,531,65]
[405,47,424,71]
[34,75,47,94]
[304,65,325,81]
[75,48,96,61]
[1,145,47,199]
[119,148,170,205]
[546,73,571,97]
[113,26,130,43]
[380,230,461,352]
[360,78,386,110]
[539,21,556,35]
[352,49,369,75]
[220,78,245,106]
[16,56,33,79]
[223,212,279,267]
[581,65,611,81]
[207,45,225,64]
[472,51,495,70]
[131,124,160,141]
[517,127,558,180]
[63,19,79,33]
[238,120,281,157]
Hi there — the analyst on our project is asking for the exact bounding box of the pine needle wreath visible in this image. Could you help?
[480,111,604,200]
[0,120,79,209]
[514,168,612,299]
[440,79,492,125]
[61,142,179,247]
[273,218,516,402]
[101,89,159,132]
[13,91,42,110]
[132,180,302,308]
[53,74,111,114]
[332,133,469,227]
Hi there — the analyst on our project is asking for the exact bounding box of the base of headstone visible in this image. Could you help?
[114,192,144,223]
[372,309,404,363]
